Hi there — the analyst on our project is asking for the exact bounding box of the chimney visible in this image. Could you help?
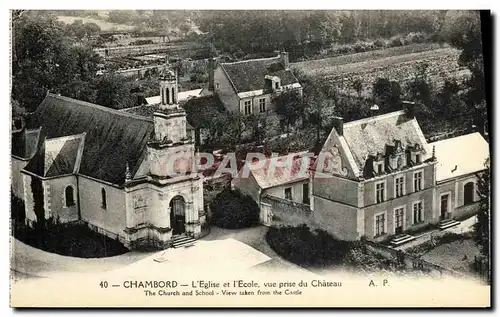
[332,116,344,136]
[280,51,289,70]
[403,101,416,118]
[208,57,217,91]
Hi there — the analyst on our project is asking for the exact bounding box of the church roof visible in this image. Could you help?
[22,94,155,185]
[341,110,428,172]
[220,56,299,93]
[11,127,41,159]
[24,134,85,178]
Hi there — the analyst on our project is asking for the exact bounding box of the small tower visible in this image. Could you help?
[159,66,178,108]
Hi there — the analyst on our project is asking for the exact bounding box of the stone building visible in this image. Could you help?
[208,52,302,115]
[11,68,207,250]
[311,105,489,244]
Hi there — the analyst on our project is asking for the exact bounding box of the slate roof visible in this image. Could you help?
[11,128,41,159]
[428,132,489,182]
[244,153,314,189]
[22,94,155,185]
[24,134,85,178]
[341,110,428,172]
[220,57,299,93]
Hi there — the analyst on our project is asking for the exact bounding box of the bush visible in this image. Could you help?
[265,224,352,267]
[210,188,259,229]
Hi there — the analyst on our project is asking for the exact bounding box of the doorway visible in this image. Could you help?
[440,194,450,220]
[394,207,404,235]
[170,196,186,235]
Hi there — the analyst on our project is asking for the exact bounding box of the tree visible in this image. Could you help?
[404,62,433,108]
[12,12,104,110]
[474,158,490,262]
[372,78,402,111]
[352,79,363,98]
[442,11,486,131]
[272,90,305,132]
[93,73,134,109]
[210,188,259,229]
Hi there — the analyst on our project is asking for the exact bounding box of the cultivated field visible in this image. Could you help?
[57,16,136,32]
[292,43,470,97]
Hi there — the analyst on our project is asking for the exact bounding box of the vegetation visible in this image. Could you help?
[474,158,490,266]
[210,188,259,229]
[11,195,128,258]
[266,224,351,266]
[12,11,138,111]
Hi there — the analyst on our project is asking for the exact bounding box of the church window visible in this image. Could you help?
[101,188,107,210]
[65,186,75,207]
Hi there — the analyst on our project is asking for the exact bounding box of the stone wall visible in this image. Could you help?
[261,194,314,228]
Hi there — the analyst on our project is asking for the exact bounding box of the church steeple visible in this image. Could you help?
[159,66,178,108]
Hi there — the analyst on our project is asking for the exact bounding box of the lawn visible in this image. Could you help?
[420,238,481,274]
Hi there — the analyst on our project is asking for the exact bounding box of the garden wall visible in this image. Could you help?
[261,194,314,228]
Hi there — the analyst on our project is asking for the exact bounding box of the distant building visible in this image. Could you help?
[11,68,207,250]
[208,52,302,115]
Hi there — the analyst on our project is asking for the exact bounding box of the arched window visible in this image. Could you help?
[101,188,107,210]
[65,186,75,207]
[166,87,170,104]
[464,182,475,205]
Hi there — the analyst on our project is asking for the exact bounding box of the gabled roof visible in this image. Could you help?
[242,153,313,189]
[341,110,428,172]
[428,132,489,182]
[22,94,155,185]
[11,127,42,159]
[24,134,85,178]
[220,56,299,93]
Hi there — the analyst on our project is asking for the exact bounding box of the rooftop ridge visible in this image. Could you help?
[46,94,154,123]
[344,110,407,128]
[220,55,281,65]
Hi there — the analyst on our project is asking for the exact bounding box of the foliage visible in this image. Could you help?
[474,158,490,260]
[196,11,447,61]
[210,188,260,229]
[266,224,352,267]
[64,19,101,39]
[14,219,129,258]
[93,73,135,109]
[272,90,305,132]
[372,78,402,111]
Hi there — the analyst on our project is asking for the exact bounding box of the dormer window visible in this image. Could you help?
[415,154,421,164]
[376,162,384,174]
[275,82,280,89]
[397,156,403,169]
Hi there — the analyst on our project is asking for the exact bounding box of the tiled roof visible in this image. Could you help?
[341,110,428,172]
[244,153,314,189]
[11,127,41,159]
[23,94,155,185]
[220,57,299,93]
[428,132,489,182]
[24,134,85,178]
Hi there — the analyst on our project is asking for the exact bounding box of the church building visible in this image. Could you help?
[11,68,207,250]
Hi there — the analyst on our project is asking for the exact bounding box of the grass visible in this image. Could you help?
[420,237,480,274]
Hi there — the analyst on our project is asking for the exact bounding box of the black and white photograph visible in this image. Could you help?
[8,8,491,307]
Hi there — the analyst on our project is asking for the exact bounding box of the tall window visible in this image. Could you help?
[464,182,474,205]
[215,83,220,90]
[415,154,421,164]
[244,100,252,115]
[376,181,385,203]
[394,207,405,234]
[259,98,266,113]
[375,213,386,236]
[101,188,107,210]
[413,201,424,224]
[284,187,292,200]
[302,183,310,205]
[376,162,384,174]
[275,82,280,89]
[414,171,423,192]
[65,186,75,207]
[395,176,405,198]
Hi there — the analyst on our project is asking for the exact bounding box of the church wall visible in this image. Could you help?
[78,176,127,239]
[11,157,28,199]
[43,175,79,223]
